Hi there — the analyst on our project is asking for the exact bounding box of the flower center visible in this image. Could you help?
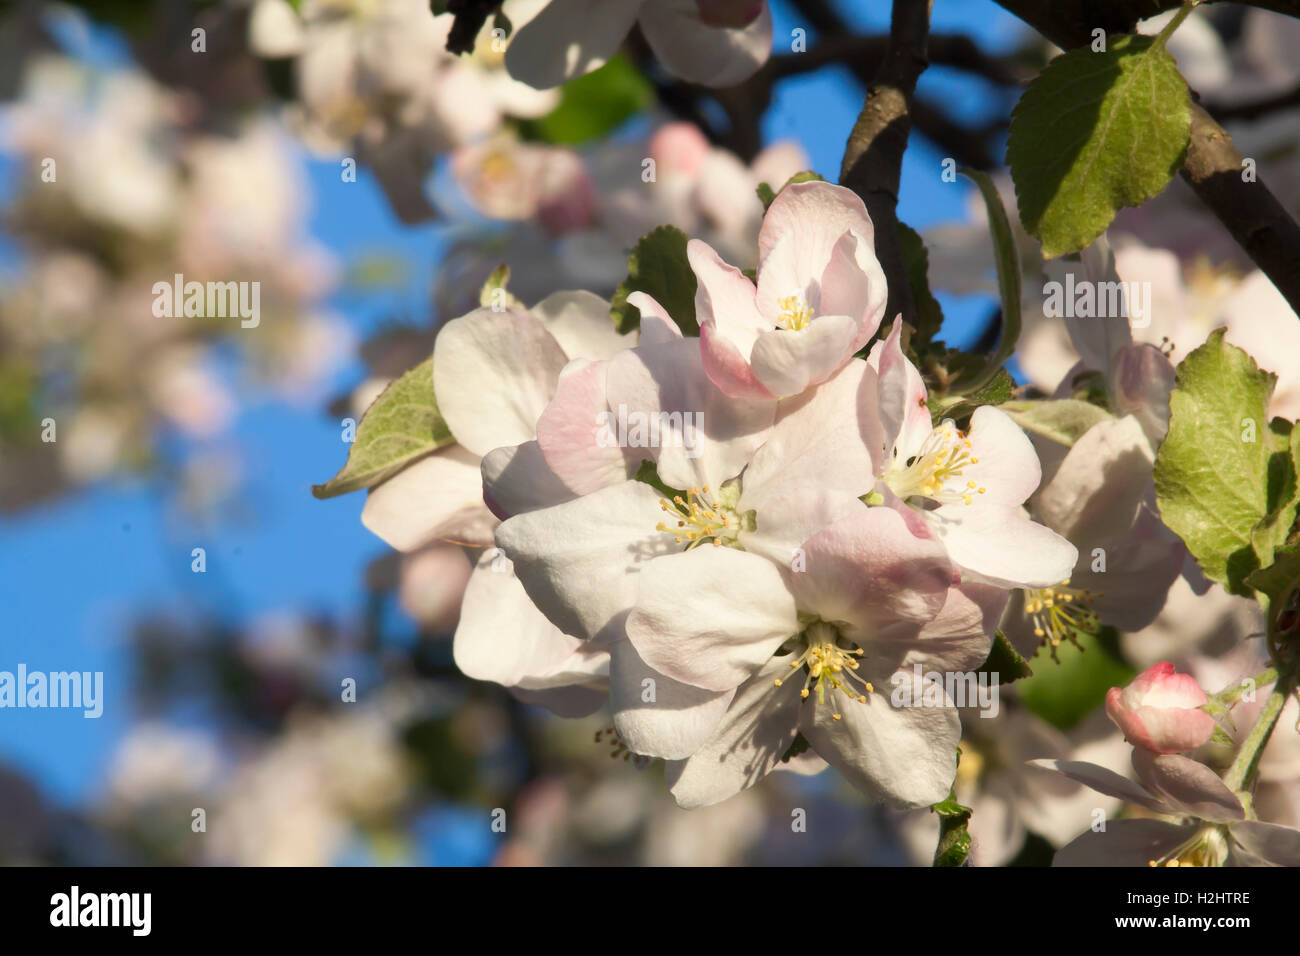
[1148,825,1228,867]
[655,485,739,549]
[1022,579,1102,660]
[773,621,875,720]
[776,294,813,331]
[884,421,986,506]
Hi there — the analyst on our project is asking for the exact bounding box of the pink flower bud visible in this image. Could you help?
[1105,662,1215,755]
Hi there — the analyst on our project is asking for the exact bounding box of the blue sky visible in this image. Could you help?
[0,0,1022,819]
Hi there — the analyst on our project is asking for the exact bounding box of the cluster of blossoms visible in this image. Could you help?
[368,180,1086,809]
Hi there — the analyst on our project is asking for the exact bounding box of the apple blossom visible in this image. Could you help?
[867,322,1078,590]
[690,180,888,399]
[1032,749,1300,866]
[624,506,1006,807]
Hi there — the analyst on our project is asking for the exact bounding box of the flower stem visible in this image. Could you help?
[1210,667,1278,708]
[1223,677,1291,793]
[1152,2,1198,53]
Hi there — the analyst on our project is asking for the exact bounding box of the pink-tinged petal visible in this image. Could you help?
[867,320,932,464]
[532,289,633,360]
[818,230,888,348]
[799,678,960,808]
[481,440,578,519]
[432,306,568,457]
[1026,758,1170,814]
[639,0,772,87]
[927,503,1078,590]
[964,405,1043,508]
[626,291,683,344]
[791,506,953,641]
[453,551,584,687]
[504,0,645,89]
[1109,343,1175,446]
[1230,820,1300,867]
[741,491,870,570]
[666,656,805,808]
[757,180,875,273]
[700,318,776,399]
[609,639,735,759]
[627,547,798,692]
[604,333,775,491]
[749,314,860,398]
[1122,661,1209,709]
[1053,237,1132,371]
[689,238,766,353]
[739,358,883,510]
[1108,696,1217,755]
[1052,819,1196,867]
[1036,415,1153,549]
[494,480,672,643]
[362,447,497,551]
[534,359,634,496]
[885,580,1006,675]
[1131,750,1245,824]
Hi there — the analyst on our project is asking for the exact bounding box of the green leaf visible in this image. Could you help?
[928,368,1015,427]
[520,55,653,145]
[756,182,777,210]
[1245,542,1300,616]
[1018,628,1136,731]
[978,630,1034,683]
[609,225,698,336]
[312,357,453,499]
[1000,398,1114,446]
[1154,329,1287,595]
[896,222,944,351]
[953,168,1021,391]
[1249,420,1300,574]
[1006,34,1190,258]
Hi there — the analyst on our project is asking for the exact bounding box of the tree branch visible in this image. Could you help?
[994,0,1300,314]
[840,0,933,325]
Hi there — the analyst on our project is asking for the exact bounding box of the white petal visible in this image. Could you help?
[532,289,632,360]
[1230,820,1300,867]
[740,358,882,510]
[666,656,805,808]
[799,679,960,808]
[433,306,568,456]
[1035,415,1153,549]
[604,333,774,490]
[534,359,635,496]
[868,320,932,464]
[749,315,860,398]
[610,639,735,759]
[1052,819,1194,867]
[494,480,671,642]
[504,0,645,89]
[1131,750,1245,824]
[929,504,1078,590]
[1026,758,1169,813]
[481,440,577,518]
[453,551,583,686]
[639,0,772,87]
[627,547,798,692]
[361,447,496,551]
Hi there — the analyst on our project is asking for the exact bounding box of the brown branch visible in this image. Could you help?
[995,0,1300,314]
[840,0,933,325]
